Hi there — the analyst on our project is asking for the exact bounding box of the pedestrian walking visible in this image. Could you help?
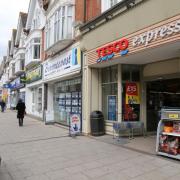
[16,99,26,126]
[0,100,6,112]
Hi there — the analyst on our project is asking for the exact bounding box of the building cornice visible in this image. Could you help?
[80,0,146,33]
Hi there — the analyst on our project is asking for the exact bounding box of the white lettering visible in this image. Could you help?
[138,33,146,45]
[167,23,175,35]
[154,28,161,40]
[159,26,168,37]
[132,36,138,47]
[132,19,180,47]
[145,31,154,46]
[174,20,180,32]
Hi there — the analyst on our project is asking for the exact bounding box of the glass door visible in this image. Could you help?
[122,65,140,121]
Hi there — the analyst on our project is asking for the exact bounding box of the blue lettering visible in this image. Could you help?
[120,49,129,56]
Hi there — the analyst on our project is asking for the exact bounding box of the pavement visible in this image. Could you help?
[0,110,180,180]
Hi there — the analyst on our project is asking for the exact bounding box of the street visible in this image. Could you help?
[0,111,180,180]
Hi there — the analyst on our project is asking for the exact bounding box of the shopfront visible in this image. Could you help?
[54,77,81,126]
[43,45,82,126]
[25,65,43,118]
[10,74,26,109]
[82,15,180,134]
[146,78,180,132]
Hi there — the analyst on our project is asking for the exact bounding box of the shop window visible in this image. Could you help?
[102,66,117,83]
[54,77,81,126]
[102,66,118,121]
[122,65,140,121]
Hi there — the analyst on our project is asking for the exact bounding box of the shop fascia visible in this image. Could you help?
[96,19,180,63]
[132,20,180,47]
[10,75,25,90]
[26,65,42,84]
[43,47,81,81]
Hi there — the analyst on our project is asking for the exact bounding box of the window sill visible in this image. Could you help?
[45,38,74,56]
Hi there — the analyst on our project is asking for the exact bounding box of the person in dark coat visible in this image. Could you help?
[0,100,6,112]
[16,99,26,126]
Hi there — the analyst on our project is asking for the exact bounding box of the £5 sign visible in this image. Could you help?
[96,38,129,63]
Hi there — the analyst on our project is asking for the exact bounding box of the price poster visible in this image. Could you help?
[125,82,140,105]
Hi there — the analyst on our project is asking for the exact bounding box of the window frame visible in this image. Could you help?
[45,5,74,49]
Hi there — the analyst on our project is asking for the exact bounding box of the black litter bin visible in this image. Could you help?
[90,111,105,136]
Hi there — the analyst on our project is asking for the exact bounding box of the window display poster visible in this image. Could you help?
[124,82,140,121]
[69,114,81,135]
[125,82,140,105]
[108,95,116,121]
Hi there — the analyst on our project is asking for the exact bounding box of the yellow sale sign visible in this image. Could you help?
[125,82,140,104]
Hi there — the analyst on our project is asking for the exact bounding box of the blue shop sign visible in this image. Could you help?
[10,76,25,90]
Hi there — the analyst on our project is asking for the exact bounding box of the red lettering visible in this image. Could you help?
[96,49,102,58]
[119,39,129,50]
[113,42,121,52]
[96,38,129,58]
[101,47,107,57]
[107,45,114,55]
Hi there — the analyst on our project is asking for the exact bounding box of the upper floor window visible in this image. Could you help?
[101,0,122,12]
[45,5,74,49]
[33,38,40,59]
[26,38,41,62]
[110,0,118,6]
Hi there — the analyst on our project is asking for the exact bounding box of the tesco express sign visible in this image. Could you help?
[133,20,180,47]
[96,38,129,63]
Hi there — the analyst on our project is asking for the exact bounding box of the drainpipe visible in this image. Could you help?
[83,0,87,23]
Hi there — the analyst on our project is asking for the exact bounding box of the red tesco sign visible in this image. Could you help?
[96,39,129,58]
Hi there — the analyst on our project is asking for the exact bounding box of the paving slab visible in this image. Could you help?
[0,110,180,180]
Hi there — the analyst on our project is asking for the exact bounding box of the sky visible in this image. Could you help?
[0,0,29,61]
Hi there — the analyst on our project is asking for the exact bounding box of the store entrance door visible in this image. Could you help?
[146,78,180,132]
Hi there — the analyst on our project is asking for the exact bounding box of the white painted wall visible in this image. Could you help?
[25,85,43,118]
[25,87,32,115]
[30,0,46,31]
[47,84,54,111]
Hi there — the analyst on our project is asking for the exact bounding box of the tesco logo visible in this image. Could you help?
[96,38,129,63]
